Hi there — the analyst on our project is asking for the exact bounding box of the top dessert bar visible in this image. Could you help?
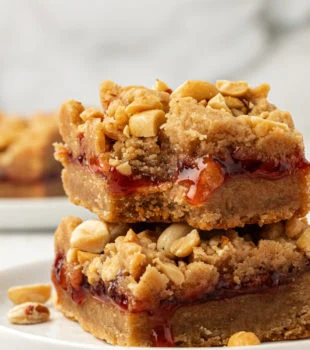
[0,113,63,197]
[55,79,310,230]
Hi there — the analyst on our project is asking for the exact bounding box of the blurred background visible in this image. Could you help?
[0,0,310,135]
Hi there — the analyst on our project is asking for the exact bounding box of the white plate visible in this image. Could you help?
[0,197,95,230]
[0,261,309,350]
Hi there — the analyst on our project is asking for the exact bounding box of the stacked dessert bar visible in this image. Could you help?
[52,79,310,346]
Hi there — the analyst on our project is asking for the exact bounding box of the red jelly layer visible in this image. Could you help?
[52,254,302,310]
[89,157,159,195]
[177,156,225,205]
[177,153,310,205]
[68,146,309,205]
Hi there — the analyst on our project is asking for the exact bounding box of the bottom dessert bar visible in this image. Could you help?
[0,177,64,198]
[52,216,310,347]
[54,272,310,346]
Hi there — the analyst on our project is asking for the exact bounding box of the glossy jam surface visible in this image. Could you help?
[90,279,129,309]
[54,254,67,291]
[70,143,309,205]
[176,153,310,205]
[151,324,174,347]
[177,157,225,206]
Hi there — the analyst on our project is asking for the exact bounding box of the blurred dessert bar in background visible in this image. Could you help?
[0,113,64,197]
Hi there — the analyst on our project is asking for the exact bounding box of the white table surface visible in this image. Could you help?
[0,232,54,271]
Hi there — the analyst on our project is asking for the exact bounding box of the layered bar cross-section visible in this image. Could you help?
[52,216,310,347]
[55,80,310,230]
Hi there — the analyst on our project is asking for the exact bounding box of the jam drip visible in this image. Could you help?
[177,156,224,206]
[70,143,309,205]
[151,324,174,347]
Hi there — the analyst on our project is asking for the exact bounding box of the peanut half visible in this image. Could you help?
[216,80,248,97]
[172,80,218,101]
[70,220,110,253]
[170,229,200,258]
[125,95,163,116]
[157,223,193,258]
[8,284,52,305]
[227,331,261,347]
[8,302,50,325]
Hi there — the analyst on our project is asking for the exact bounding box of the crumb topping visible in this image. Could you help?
[57,79,305,181]
[57,216,309,312]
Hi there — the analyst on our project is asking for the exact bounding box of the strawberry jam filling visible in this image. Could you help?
[67,145,309,205]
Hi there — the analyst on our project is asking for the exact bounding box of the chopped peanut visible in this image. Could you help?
[116,161,132,176]
[152,79,171,93]
[129,109,165,137]
[170,229,200,258]
[157,223,193,258]
[172,80,218,101]
[216,80,248,97]
[125,95,163,116]
[207,93,231,113]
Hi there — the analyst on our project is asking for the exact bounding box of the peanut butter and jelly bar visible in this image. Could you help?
[55,80,310,230]
[52,216,310,347]
[0,113,63,197]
